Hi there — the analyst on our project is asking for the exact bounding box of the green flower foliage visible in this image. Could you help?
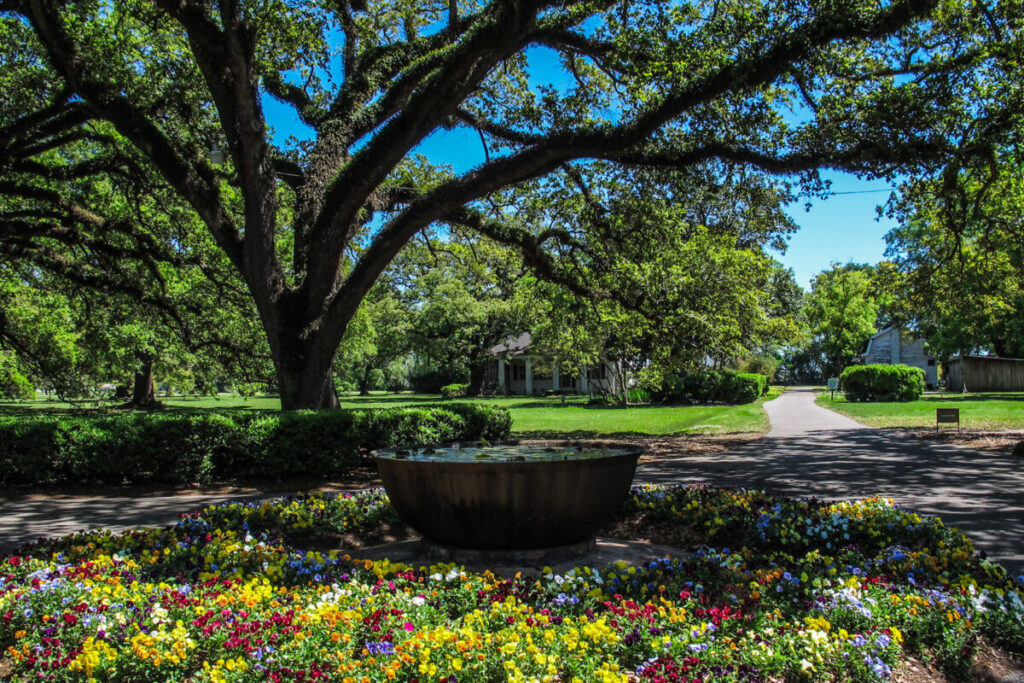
[3,485,1023,681]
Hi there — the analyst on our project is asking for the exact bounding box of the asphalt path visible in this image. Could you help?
[637,387,1024,577]
[3,388,1022,578]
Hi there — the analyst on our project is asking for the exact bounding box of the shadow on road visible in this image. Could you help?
[0,492,263,557]
[637,428,1024,576]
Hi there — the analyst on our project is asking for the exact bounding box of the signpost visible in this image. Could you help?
[827,377,839,400]
[936,408,960,432]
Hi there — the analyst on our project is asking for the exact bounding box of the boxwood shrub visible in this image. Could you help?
[840,364,925,402]
[0,403,511,487]
[727,372,769,403]
[662,370,768,404]
[439,383,469,399]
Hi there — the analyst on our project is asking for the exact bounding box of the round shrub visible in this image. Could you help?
[840,364,925,402]
[726,372,768,403]
[683,369,724,402]
[663,370,768,404]
[440,383,469,399]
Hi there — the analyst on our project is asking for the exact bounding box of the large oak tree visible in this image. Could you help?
[884,147,1024,359]
[0,0,1017,409]
[0,18,269,405]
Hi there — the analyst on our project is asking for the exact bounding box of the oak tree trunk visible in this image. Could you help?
[467,362,486,396]
[274,335,340,411]
[128,356,159,408]
[358,366,371,396]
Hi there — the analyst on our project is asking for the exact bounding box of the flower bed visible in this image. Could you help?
[2,486,1023,682]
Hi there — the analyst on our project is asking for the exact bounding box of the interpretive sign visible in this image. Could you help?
[936,408,960,432]
[827,377,839,400]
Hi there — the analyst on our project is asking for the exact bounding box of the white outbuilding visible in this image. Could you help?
[857,326,938,388]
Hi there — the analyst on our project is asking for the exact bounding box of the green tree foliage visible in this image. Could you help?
[0,350,34,399]
[803,264,880,378]
[333,286,412,395]
[333,232,532,395]
[0,266,103,399]
[1,0,1019,408]
[0,14,270,403]
[404,234,534,395]
[523,165,805,394]
[0,262,270,402]
[884,150,1024,359]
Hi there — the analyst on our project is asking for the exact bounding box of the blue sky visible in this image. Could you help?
[775,174,897,289]
[264,44,899,292]
[415,128,901,290]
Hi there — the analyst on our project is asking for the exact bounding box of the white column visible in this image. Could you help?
[580,367,589,394]
[525,357,533,395]
[497,359,506,389]
[552,363,560,391]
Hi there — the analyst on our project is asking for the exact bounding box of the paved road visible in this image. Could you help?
[0,484,366,558]
[3,389,1022,577]
[637,387,1024,576]
[0,491,260,556]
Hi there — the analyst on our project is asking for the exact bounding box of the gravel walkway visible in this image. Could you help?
[637,387,1024,576]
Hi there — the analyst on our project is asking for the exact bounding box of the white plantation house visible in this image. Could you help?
[857,326,938,388]
[486,332,628,396]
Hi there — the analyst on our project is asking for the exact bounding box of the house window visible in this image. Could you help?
[927,359,936,366]
[587,365,607,380]
[512,363,527,381]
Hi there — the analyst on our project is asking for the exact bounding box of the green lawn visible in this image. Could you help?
[817,390,1024,429]
[1,389,782,437]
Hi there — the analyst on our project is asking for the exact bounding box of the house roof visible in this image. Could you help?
[865,325,896,342]
[858,325,936,362]
[491,332,532,357]
[858,325,895,355]
[858,325,892,357]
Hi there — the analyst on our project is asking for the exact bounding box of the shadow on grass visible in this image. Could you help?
[0,404,85,417]
[339,395,448,405]
[918,393,1024,403]
[514,429,753,440]
[507,401,739,410]
[163,406,277,414]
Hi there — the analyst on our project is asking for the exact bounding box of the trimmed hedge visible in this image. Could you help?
[0,403,511,487]
[840,364,925,402]
[439,383,469,399]
[662,370,769,404]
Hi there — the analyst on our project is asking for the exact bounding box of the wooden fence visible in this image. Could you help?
[944,356,1024,392]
